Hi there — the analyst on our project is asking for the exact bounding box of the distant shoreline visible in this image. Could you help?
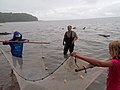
[0,12,38,23]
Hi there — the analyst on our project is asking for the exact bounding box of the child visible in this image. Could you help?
[3,31,29,75]
[71,40,120,90]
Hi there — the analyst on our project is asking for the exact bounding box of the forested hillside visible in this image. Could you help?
[0,12,38,22]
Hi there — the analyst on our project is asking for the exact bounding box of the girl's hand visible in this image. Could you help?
[71,51,79,57]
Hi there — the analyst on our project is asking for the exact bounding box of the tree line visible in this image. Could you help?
[0,12,38,23]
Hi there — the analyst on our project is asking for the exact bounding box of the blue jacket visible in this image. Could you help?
[3,31,27,57]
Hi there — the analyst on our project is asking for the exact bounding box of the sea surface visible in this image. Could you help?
[0,17,120,90]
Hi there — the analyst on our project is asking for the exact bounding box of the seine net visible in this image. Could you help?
[0,40,107,90]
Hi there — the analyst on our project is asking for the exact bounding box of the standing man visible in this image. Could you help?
[63,25,78,55]
[3,31,29,75]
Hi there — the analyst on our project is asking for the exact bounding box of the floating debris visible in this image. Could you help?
[0,32,12,35]
[98,34,110,38]
[82,27,86,30]
[73,27,76,29]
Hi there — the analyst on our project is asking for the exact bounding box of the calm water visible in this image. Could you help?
[0,17,120,90]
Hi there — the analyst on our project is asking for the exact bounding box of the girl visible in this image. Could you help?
[71,40,120,90]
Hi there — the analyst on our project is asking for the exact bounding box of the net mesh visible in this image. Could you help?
[0,42,106,90]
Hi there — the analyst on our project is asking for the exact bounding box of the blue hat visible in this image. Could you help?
[12,31,22,40]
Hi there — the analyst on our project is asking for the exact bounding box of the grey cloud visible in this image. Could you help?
[0,0,120,20]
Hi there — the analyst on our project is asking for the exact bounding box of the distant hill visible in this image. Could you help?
[0,12,38,23]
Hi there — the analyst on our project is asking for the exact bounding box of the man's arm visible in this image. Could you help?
[72,32,78,44]
[63,32,67,45]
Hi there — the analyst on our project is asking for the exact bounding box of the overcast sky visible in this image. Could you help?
[0,0,120,21]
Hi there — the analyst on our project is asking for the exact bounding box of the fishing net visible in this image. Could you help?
[0,41,107,90]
